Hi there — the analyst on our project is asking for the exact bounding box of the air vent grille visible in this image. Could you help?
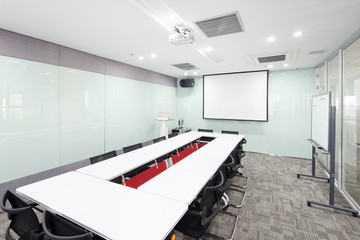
[195,12,244,38]
[172,63,198,70]
[258,55,286,63]
[309,50,326,55]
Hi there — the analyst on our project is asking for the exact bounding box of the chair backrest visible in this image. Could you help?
[123,143,143,153]
[199,171,224,220]
[198,128,213,133]
[220,155,236,191]
[89,150,117,165]
[1,190,41,240]
[221,130,239,135]
[42,210,92,240]
[153,136,166,143]
[168,132,177,138]
[142,140,154,147]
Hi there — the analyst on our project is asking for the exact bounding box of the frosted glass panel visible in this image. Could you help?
[151,84,177,137]
[105,76,178,151]
[317,64,327,93]
[177,69,315,158]
[0,55,177,184]
[106,76,148,150]
[0,56,60,182]
[60,67,105,165]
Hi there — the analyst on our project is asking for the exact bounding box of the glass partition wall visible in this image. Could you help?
[316,35,360,210]
[343,37,360,207]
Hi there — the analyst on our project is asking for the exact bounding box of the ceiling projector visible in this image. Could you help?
[169,23,195,45]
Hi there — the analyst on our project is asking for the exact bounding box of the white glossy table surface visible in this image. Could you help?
[76,132,210,180]
[17,172,188,240]
[139,134,244,204]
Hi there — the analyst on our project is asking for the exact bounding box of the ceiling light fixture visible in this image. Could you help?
[293,31,303,37]
[150,54,157,59]
[267,36,276,42]
[184,72,188,76]
[194,72,198,75]
[268,64,274,68]
[283,63,289,67]
[138,56,144,60]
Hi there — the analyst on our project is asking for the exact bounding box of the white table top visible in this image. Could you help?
[17,172,188,240]
[138,134,244,205]
[76,131,212,180]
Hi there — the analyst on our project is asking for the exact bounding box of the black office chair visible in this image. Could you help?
[123,143,143,153]
[1,190,44,240]
[222,154,247,209]
[232,138,249,189]
[221,130,239,135]
[42,210,92,240]
[168,132,177,138]
[175,171,224,238]
[198,129,214,143]
[153,136,166,143]
[89,150,117,165]
[198,128,213,133]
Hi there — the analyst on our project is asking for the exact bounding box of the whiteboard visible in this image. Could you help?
[311,92,331,151]
[203,71,268,121]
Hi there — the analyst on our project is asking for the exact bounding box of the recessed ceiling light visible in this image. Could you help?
[293,31,303,37]
[267,36,276,42]
[194,72,198,75]
[283,63,289,67]
[150,54,157,59]
[268,64,274,68]
[138,56,144,60]
[184,72,188,76]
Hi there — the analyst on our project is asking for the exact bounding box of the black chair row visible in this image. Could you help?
[175,153,242,239]
[198,128,240,135]
[89,133,180,182]
[89,134,175,166]
[1,190,104,240]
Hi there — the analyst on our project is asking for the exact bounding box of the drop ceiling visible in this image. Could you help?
[0,0,359,78]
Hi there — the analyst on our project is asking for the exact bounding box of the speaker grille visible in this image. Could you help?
[180,79,194,88]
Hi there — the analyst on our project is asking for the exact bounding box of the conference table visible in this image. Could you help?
[139,133,243,204]
[17,172,188,240]
[16,131,245,240]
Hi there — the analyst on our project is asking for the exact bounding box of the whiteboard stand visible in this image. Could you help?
[297,107,359,217]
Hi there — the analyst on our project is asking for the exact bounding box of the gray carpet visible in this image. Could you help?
[1,152,360,240]
[176,152,360,240]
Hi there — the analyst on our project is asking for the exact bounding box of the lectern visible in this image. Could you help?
[157,112,174,139]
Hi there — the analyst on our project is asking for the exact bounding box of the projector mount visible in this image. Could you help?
[174,23,191,37]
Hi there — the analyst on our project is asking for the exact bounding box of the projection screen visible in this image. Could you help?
[203,71,268,121]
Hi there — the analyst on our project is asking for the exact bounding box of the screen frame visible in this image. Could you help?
[202,70,269,122]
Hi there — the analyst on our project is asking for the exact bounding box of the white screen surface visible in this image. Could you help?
[203,71,268,121]
[311,92,331,151]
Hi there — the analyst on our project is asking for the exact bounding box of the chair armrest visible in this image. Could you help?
[1,199,31,215]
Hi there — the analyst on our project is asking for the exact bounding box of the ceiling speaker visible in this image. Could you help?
[180,79,194,88]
